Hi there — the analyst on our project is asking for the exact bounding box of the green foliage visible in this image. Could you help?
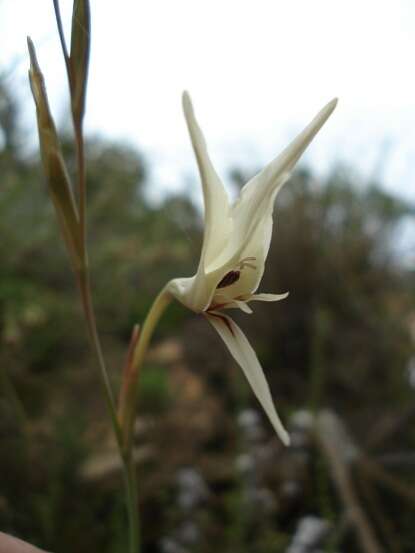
[138,365,171,414]
[1,73,415,552]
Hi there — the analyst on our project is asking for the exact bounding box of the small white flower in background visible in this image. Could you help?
[168,92,337,445]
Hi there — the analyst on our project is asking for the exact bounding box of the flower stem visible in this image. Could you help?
[115,287,172,552]
[123,451,140,553]
[119,287,172,453]
[77,269,141,552]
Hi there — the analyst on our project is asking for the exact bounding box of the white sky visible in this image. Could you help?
[1,0,415,206]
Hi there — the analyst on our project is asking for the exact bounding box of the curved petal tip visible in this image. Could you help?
[324,97,338,117]
[182,90,193,113]
[280,428,291,446]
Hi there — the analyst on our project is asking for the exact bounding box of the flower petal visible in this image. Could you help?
[221,297,254,314]
[209,211,273,299]
[227,99,338,265]
[174,97,337,312]
[248,292,289,303]
[206,311,290,445]
[182,92,232,269]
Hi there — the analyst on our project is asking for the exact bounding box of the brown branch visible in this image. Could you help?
[358,455,415,506]
[356,470,401,553]
[365,406,415,452]
[315,410,384,553]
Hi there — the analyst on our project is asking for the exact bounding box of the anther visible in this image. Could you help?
[216,257,257,289]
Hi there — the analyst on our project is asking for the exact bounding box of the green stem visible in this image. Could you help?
[114,287,172,553]
[123,451,140,553]
[77,270,141,552]
[120,287,172,453]
[74,121,87,248]
[53,0,70,66]
[52,4,138,549]
[77,269,122,448]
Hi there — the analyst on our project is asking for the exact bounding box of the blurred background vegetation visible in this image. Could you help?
[1,72,415,553]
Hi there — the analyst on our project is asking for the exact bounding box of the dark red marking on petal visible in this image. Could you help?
[207,302,227,312]
[208,311,235,337]
[217,270,240,289]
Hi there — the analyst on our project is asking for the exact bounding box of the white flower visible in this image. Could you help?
[168,92,337,444]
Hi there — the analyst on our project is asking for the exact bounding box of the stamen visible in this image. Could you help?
[238,256,257,270]
[241,262,256,270]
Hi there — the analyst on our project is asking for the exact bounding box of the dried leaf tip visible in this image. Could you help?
[182,90,193,115]
[27,38,48,119]
[69,0,91,124]
[27,36,36,66]
[26,35,83,271]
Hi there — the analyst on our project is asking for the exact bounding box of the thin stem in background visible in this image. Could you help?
[315,411,384,553]
[52,0,71,72]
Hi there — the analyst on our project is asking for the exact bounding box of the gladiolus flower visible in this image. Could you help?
[168,92,337,445]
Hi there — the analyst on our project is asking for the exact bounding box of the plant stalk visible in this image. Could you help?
[52,4,145,548]
[123,451,140,553]
[119,287,172,454]
[74,121,87,246]
[76,268,122,447]
[77,269,141,552]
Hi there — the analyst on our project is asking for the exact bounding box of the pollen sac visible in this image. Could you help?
[217,270,240,289]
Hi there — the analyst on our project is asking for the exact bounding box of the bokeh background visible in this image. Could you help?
[0,1,415,552]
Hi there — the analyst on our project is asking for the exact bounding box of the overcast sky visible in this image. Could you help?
[1,0,415,206]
